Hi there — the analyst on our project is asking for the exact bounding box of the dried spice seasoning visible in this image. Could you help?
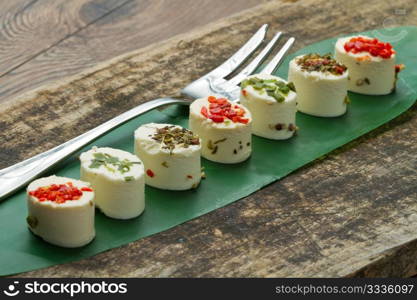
[392,64,406,92]
[356,78,370,86]
[275,123,284,131]
[288,124,296,131]
[152,126,200,152]
[296,53,347,75]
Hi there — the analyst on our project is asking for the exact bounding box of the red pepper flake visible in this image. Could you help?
[201,106,209,118]
[344,37,395,59]
[210,115,224,123]
[200,96,249,124]
[237,117,249,124]
[207,96,217,103]
[146,169,155,177]
[29,183,84,204]
[81,187,93,192]
[187,175,193,179]
[242,89,247,96]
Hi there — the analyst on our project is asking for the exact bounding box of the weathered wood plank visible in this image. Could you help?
[1,0,416,277]
[0,0,264,104]
[0,0,126,77]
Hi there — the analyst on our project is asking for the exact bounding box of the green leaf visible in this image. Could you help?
[1,26,416,276]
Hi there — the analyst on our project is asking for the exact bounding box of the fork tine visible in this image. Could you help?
[227,32,282,86]
[206,24,268,79]
[261,37,295,75]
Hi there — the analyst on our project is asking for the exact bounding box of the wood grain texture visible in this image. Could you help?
[1,0,416,277]
[0,0,126,75]
[0,0,265,104]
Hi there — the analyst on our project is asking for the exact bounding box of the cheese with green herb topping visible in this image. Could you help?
[288,54,349,117]
[134,123,202,190]
[80,147,145,219]
[240,74,297,140]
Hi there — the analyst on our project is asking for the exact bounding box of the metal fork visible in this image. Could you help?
[0,24,295,201]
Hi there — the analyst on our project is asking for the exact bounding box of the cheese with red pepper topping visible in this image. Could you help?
[26,175,95,248]
[80,147,145,219]
[240,74,297,140]
[134,123,202,190]
[335,36,396,95]
[189,97,252,163]
[288,54,349,117]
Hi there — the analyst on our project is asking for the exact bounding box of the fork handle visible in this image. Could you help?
[0,97,189,201]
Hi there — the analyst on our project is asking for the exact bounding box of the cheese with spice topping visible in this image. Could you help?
[189,97,252,163]
[335,36,396,95]
[240,74,297,140]
[80,147,145,219]
[288,53,349,117]
[134,123,202,190]
[26,175,95,248]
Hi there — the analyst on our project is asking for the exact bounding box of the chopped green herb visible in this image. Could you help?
[26,215,38,229]
[214,138,227,144]
[124,176,134,182]
[105,165,116,173]
[211,145,218,155]
[287,81,295,89]
[344,95,351,104]
[240,77,294,103]
[207,140,214,150]
[89,152,141,174]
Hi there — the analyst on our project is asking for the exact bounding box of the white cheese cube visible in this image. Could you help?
[80,147,145,220]
[189,97,252,164]
[335,36,396,95]
[134,123,202,190]
[26,175,95,248]
[288,54,348,117]
[240,74,297,140]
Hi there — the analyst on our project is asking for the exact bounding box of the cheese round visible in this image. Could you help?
[189,97,252,164]
[134,123,202,190]
[240,74,297,140]
[335,36,396,95]
[80,147,145,219]
[288,54,348,117]
[26,175,95,248]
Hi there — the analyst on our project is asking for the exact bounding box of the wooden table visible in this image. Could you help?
[1,0,416,277]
